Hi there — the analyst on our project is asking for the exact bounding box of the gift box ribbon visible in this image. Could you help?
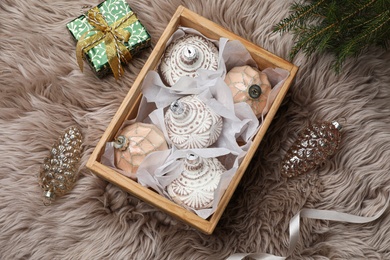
[76,6,138,79]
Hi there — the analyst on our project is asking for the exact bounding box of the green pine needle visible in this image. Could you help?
[274,0,390,73]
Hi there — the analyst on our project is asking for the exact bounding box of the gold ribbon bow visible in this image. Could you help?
[76,7,138,79]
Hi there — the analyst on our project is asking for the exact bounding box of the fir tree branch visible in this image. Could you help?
[333,10,389,71]
[289,0,381,59]
[290,23,337,59]
[348,10,385,31]
[340,0,377,23]
[273,0,325,32]
[275,0,389,73]
[352,10,390,46]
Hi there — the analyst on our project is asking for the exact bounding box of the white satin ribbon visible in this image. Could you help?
[227,198,389,260]
[227,253,286,260]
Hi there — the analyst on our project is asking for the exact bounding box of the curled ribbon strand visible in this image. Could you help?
[76,7,138,79]
[227,197,389,260]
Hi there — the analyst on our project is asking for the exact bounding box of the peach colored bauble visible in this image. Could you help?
[113,123,168,174]
[224,65,271,117]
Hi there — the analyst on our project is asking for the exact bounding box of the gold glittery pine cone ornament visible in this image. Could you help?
[281,121,342,178]
[38,126,83,205]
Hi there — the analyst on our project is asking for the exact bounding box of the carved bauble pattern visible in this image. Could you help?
[38,126,83,205]
[167,154,226,210]
[158,34,219,86]
[225,65,272,117]
[281,121,342,178]
[164,95,223,149]
[114,123,168,174]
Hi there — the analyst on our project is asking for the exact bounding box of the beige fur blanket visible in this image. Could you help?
[1,0,389,259]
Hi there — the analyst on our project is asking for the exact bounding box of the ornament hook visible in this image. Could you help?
[114,135,129,150]
[248,84,262,99]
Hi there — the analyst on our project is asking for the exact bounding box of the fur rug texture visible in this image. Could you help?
[1,0,390,259]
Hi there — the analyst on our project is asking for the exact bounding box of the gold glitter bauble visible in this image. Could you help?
[38,126,83,205]
[281,121,342,178]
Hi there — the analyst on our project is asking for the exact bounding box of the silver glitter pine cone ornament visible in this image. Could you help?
[164,95,223,149]
[38,126,83,205]
[281,121,342,178]
[167,153,226,210]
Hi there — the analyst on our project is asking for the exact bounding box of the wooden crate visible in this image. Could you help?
[86,5,298,234]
